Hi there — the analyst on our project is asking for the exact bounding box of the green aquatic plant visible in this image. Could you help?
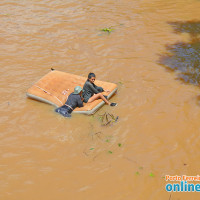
[149,172,155,177]
[135,171,140,175]
[3,14,11,16]
[101,27,113,33]
[118,143,122,147]
[108,151,113,154]
[90,148,94,150]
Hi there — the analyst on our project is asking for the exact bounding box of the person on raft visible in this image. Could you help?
[55,86,83,118]
[82,72,117,106]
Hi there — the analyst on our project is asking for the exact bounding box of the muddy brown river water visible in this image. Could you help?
[1,0,200,199]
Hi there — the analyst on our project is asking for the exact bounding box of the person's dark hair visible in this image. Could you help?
[87,72,96,80]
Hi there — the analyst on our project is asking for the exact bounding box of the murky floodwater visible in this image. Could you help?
[1,0,200,199]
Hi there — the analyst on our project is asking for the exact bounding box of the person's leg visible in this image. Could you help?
[55,106,72,118]
[64,107,72,118]
[88,93,110,105]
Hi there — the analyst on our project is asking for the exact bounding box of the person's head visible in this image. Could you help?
[73,86,83,96]
[88,72,96,83]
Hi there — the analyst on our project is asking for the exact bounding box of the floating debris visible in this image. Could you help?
[118,81,124,85]
[149,172,155,177]
[101,27,113,33]
[98,112,119,126]
[139,166,143,170]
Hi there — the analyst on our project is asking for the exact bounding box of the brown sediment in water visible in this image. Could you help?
[1,0,200,199]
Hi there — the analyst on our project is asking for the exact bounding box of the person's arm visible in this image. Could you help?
[77,96,83,107]
[96,86,104,92]
[87,82,100,94]
[93,82,105,92]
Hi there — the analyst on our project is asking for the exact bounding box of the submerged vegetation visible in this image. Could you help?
[159,21,200,85]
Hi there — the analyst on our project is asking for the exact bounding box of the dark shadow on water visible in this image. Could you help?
[169,21,200,37]
[159,21,200,85]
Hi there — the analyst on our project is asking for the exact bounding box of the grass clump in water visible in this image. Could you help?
[101,27,113,33]
[118,143,122,147]
[149,172,155,177]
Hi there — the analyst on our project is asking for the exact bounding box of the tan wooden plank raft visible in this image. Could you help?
[26,70,118,115]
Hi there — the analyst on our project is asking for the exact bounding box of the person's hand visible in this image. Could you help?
[105,90,110,93]
[81,97,84,101]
